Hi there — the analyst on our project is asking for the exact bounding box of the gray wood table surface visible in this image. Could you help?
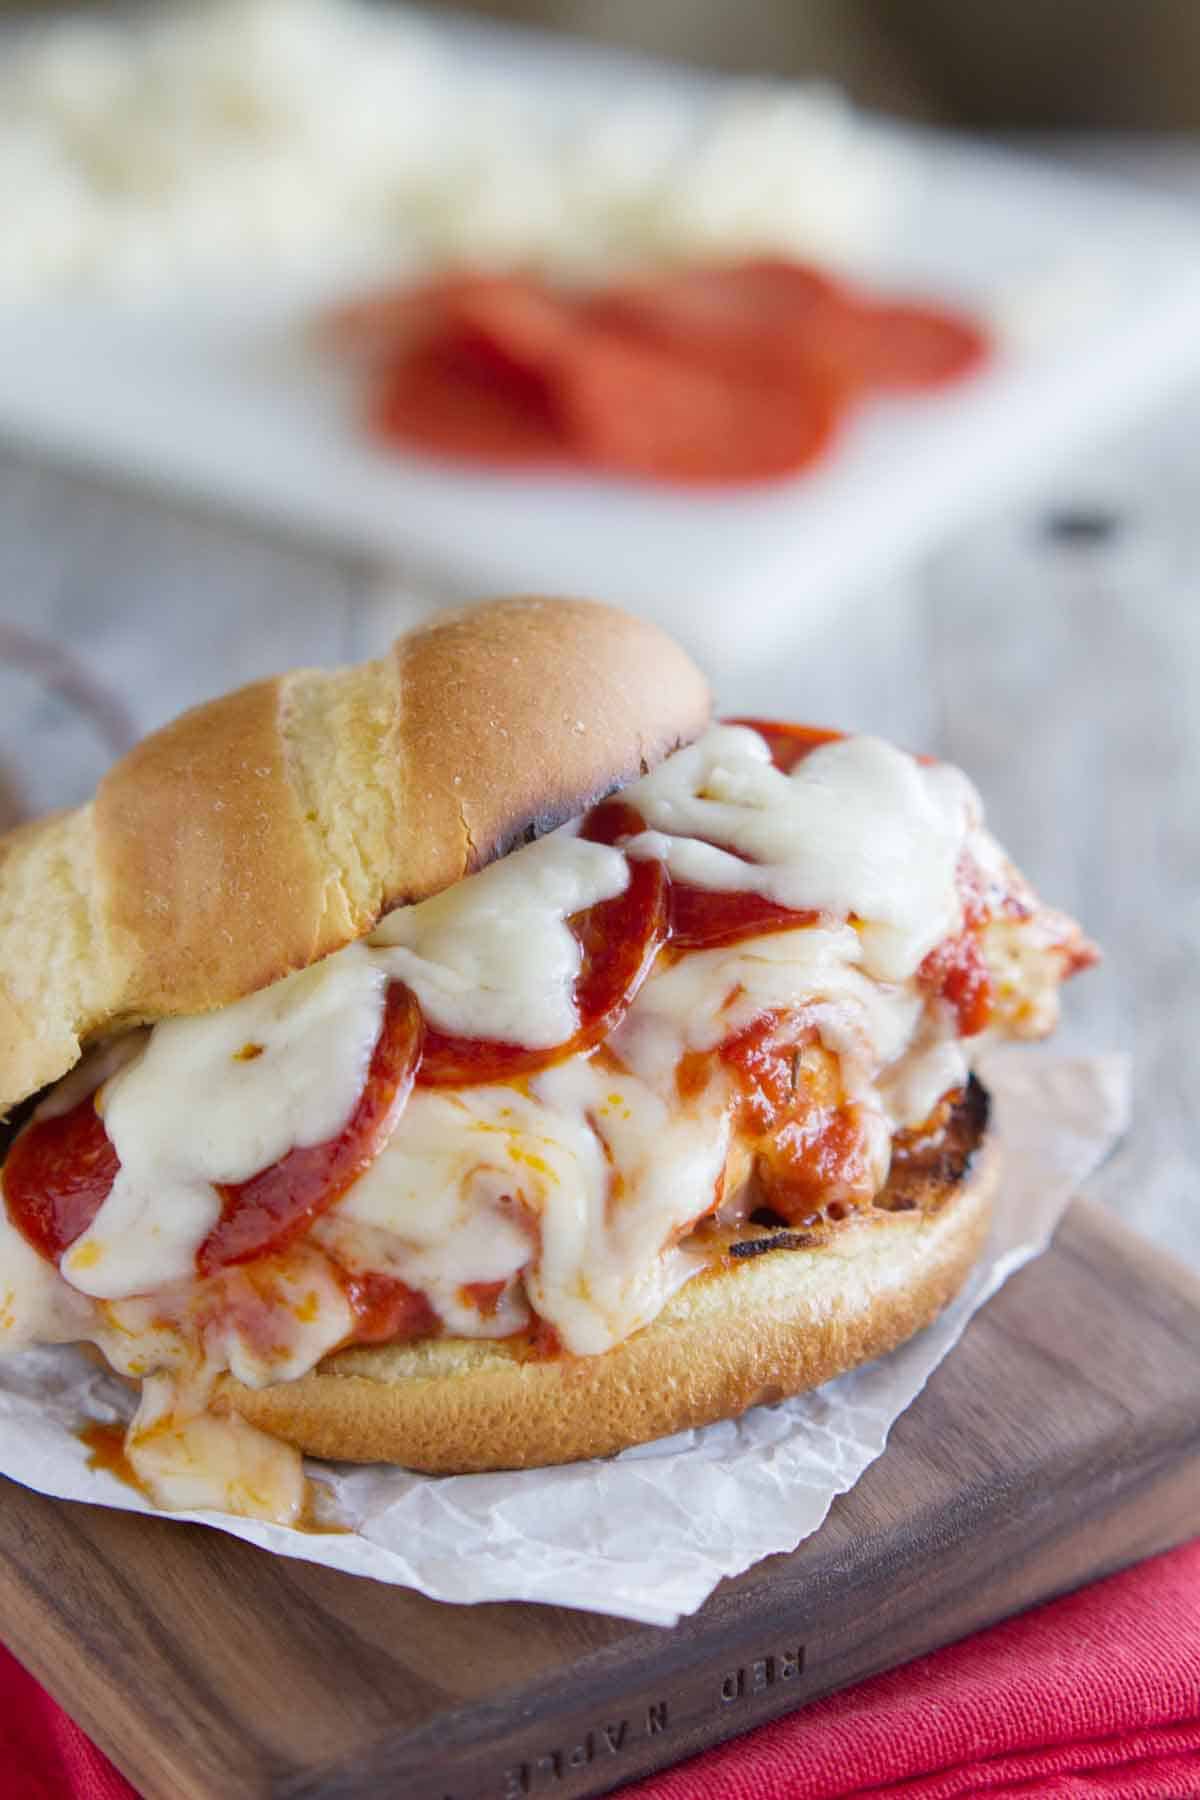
[0,141,1197,1278]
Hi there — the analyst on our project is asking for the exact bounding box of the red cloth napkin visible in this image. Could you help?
[625,1536,1200,1800]
[2,1539,1198,1800]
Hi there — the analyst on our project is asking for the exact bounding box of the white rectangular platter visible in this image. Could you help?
[2,13,1200,660]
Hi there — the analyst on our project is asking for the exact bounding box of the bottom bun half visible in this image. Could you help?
[217,1079,997,1474]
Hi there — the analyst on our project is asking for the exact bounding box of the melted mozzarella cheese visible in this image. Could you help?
[332,1061,728,1355]
[125,1373,306,1524]
[615,919,965,1130]
[315,1088,539,1339]
[625,728,976,980]
[1,722,1059,1525]
[0,1202,92,1347]
[530,1059,727,1352]
[878,1035,970,1130]
[62,944,387,1299]
[370,828,628,1046]
[614,923,916,1089]
[321,917,966,1357]
[92,1243,356,1520]
[99,1243,356,1390]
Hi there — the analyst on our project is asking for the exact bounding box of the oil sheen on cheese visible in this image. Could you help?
[0,726,1023,1520]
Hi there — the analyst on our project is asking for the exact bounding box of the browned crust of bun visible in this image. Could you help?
[218,1097,997,1474]
[0,598,710,1115]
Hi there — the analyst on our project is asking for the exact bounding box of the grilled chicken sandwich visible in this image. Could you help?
[0,598,1094,1523]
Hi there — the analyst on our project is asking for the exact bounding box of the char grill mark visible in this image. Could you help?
[721,1077,990,1258]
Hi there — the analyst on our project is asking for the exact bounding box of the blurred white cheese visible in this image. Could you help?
[0,0,907,300]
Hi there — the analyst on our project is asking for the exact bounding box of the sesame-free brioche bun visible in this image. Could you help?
[0,597,710,1117]
[218,1081,996,1474]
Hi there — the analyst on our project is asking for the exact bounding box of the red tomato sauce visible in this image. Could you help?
[523,1317,564,1359]
[339,1269,441,1345]
[917,855,994,1037]
[686,1012,872,1225]
[918,930,992,1037]
[753,1104,872,1224]
[460,1279,508,1317]
[710,1015,815,1137]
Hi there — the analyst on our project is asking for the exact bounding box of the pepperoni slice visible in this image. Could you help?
[3,1093,120,1264]
[439,274,582,369]
[573,856,669,1041]
[326,272,571,357]
[560,321,840,485]
[668,886,819,951]
[666,720,840,946]
[198,983,422,1273]
[370,284,839,485]
[320,277,444,356]
[581,798,646,847]
[593,256,847,328]
[369,274,583,466]
[372,337,566,467]
[582,743,833,954]
[590,260,986,396]
[821,300,988,391]
[588,258,853,388]
[416,855,668,1086]
[350,262,844,483]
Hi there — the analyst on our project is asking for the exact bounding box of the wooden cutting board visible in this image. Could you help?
[1,1197,1198,1800]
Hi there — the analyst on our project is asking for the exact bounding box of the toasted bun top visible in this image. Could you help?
[0,597,710,1116]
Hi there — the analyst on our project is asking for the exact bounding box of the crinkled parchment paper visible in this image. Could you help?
[0,1052,1128,1625]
